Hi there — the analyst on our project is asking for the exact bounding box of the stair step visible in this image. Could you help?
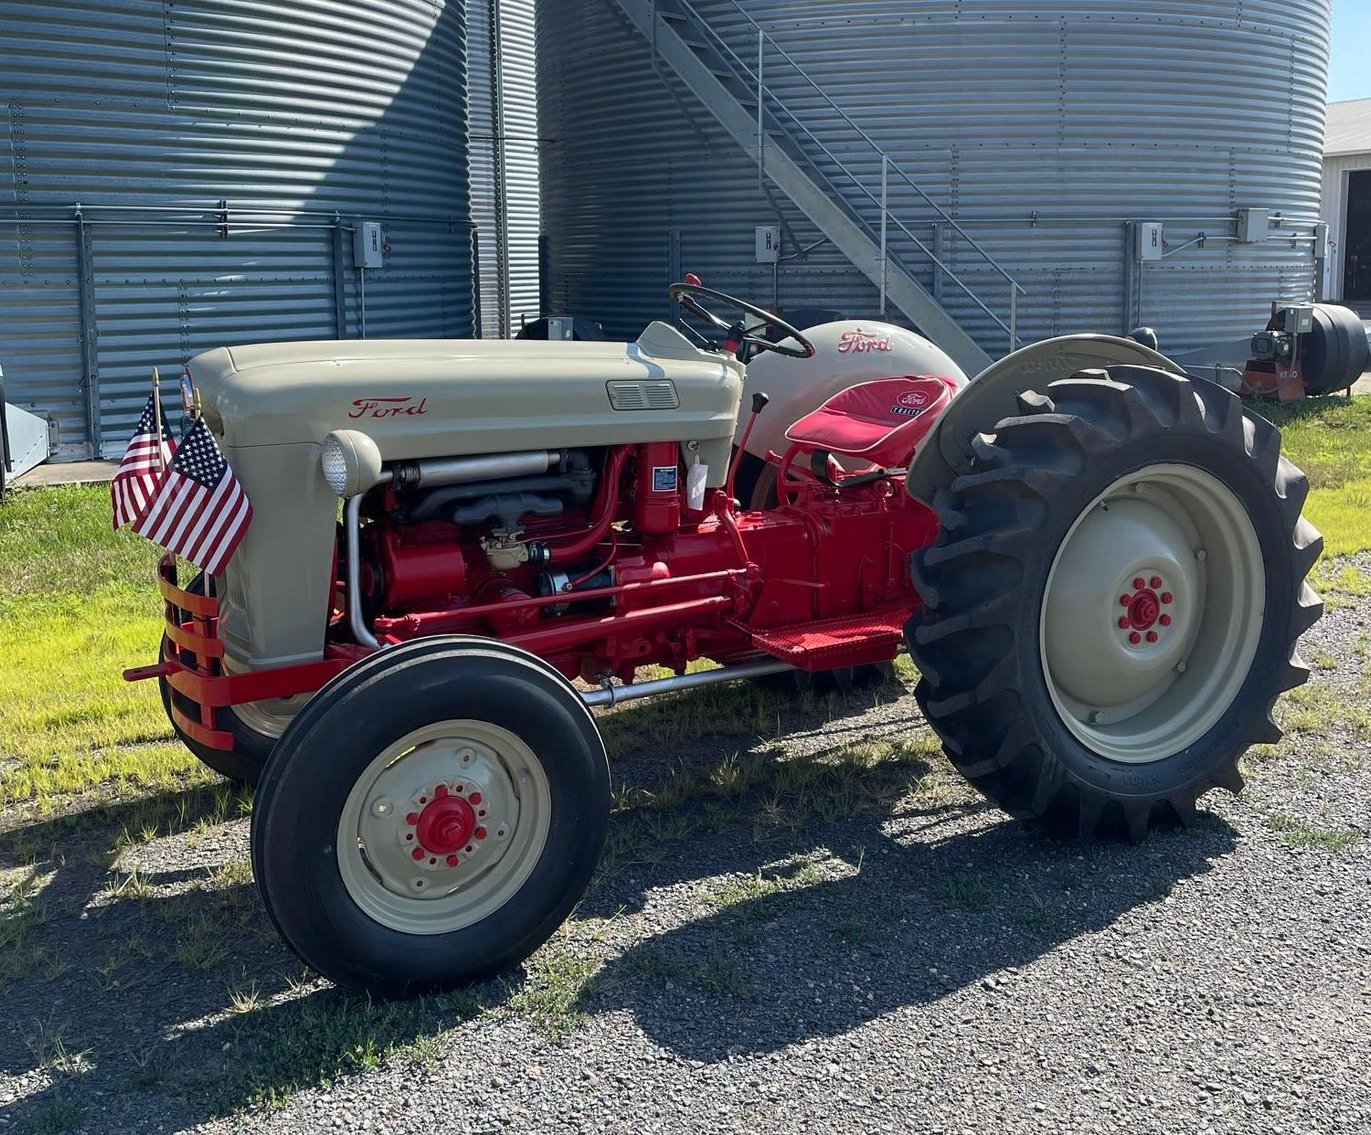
[746,609,907,671]
[616,0,993,373]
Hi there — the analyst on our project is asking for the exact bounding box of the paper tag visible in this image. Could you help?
[686,463,708,510]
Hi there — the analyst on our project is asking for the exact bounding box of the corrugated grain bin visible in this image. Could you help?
[1,0,471,458]
[539,0,1330,363]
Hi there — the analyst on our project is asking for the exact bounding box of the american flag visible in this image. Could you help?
[133,417,252,574]
[111,392,176,529]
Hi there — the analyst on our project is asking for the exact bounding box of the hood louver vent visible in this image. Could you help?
[607,380,680,410]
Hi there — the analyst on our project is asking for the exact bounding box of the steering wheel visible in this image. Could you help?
[668,280,815,360]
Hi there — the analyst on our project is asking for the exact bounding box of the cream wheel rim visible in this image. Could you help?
[1039,463,1265,764]
[233,696,301,739]
[336,720,552,934]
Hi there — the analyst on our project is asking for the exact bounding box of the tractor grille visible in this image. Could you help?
[606,380,680,411]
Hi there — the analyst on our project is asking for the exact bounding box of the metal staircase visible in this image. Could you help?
[610,0,1028,375]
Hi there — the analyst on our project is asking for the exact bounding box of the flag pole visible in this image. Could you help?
[151,366,167,473]
[151,366,177,582]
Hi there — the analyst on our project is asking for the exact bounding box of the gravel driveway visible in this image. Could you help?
[2,574,1368,1135]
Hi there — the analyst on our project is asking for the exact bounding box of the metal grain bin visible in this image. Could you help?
[539,0,1330,363]
[1,0,471,459]
[469,0,543,339]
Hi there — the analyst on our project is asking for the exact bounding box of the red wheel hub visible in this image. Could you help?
[413,791,476,855]
[1116,575,1176,647]
[1126,590,1161,630]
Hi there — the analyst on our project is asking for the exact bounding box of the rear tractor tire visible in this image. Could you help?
[158,573,296,785]
[250,637,610,996]
[907,366,1322,840]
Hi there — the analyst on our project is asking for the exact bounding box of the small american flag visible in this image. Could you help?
[111,392,176,529]
[133,417,252,574]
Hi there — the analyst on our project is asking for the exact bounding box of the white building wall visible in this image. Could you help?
[1321,151,1371,301]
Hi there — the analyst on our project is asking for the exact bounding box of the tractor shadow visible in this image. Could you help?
[574,805,1236,1062]
[0,785,506,1130]
[0,677,1237,1128]
[575,674,1239,1061]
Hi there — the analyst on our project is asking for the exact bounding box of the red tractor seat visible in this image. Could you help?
[784,376,956,469]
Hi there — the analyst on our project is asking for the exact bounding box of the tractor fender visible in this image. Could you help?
[904,333,1184,506]
[738,320,968,464]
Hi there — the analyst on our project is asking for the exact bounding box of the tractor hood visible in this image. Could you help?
[185,322,744,460]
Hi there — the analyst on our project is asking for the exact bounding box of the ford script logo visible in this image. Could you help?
[837,327,894,354]
[348,396,430,419]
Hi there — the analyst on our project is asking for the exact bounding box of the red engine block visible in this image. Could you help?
[367,441,937,682]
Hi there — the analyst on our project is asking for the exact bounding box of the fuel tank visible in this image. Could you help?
[738,321,967,464]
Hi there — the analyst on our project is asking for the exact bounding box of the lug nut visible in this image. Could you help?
[1146,631,1158,643]
[405,812,419,825]
[1161,592,1173,604]
[1133,578,1145,590]
[1149,576,1162,589]
[1118,616,1130,629]
[469,793,483,806]
[1160,614,1172,626]
[475,827,487,840]
[1119,595,1131,607]
[411,848,424,861]
[447,854,459,867]
[435,784,448,798]
[1129,632,1142,645]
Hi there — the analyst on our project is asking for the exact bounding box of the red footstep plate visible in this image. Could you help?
[747,609,906,672]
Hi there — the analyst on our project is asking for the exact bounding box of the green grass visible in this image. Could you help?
[1278,658,1371,747]
[604,734,939,844]
[1263,813,1363,852]
[1264,395,1371,560]
[503,943,602,1037]
[0,485,204,806]
[940,869,998,911]
[195,989,487,1111]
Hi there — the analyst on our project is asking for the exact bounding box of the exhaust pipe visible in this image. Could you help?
[580,659,795,707]
[390,450,560,491]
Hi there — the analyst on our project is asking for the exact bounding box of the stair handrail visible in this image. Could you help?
[672,0,1026,345]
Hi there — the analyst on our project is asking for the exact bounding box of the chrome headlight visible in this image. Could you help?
[320,429,384,497]
[179,367,197,416]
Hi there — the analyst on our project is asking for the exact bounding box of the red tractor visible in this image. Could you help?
[128,282,1321,995]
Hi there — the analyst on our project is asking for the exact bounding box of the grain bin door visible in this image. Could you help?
[1344,170,1371,302]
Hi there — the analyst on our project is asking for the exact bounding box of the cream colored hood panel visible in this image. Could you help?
[188,324,744,458]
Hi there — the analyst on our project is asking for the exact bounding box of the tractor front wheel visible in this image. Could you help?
[250,637,609,995]
[907,366,1322,839]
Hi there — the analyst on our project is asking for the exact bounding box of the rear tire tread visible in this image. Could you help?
[907,367,1321,840]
